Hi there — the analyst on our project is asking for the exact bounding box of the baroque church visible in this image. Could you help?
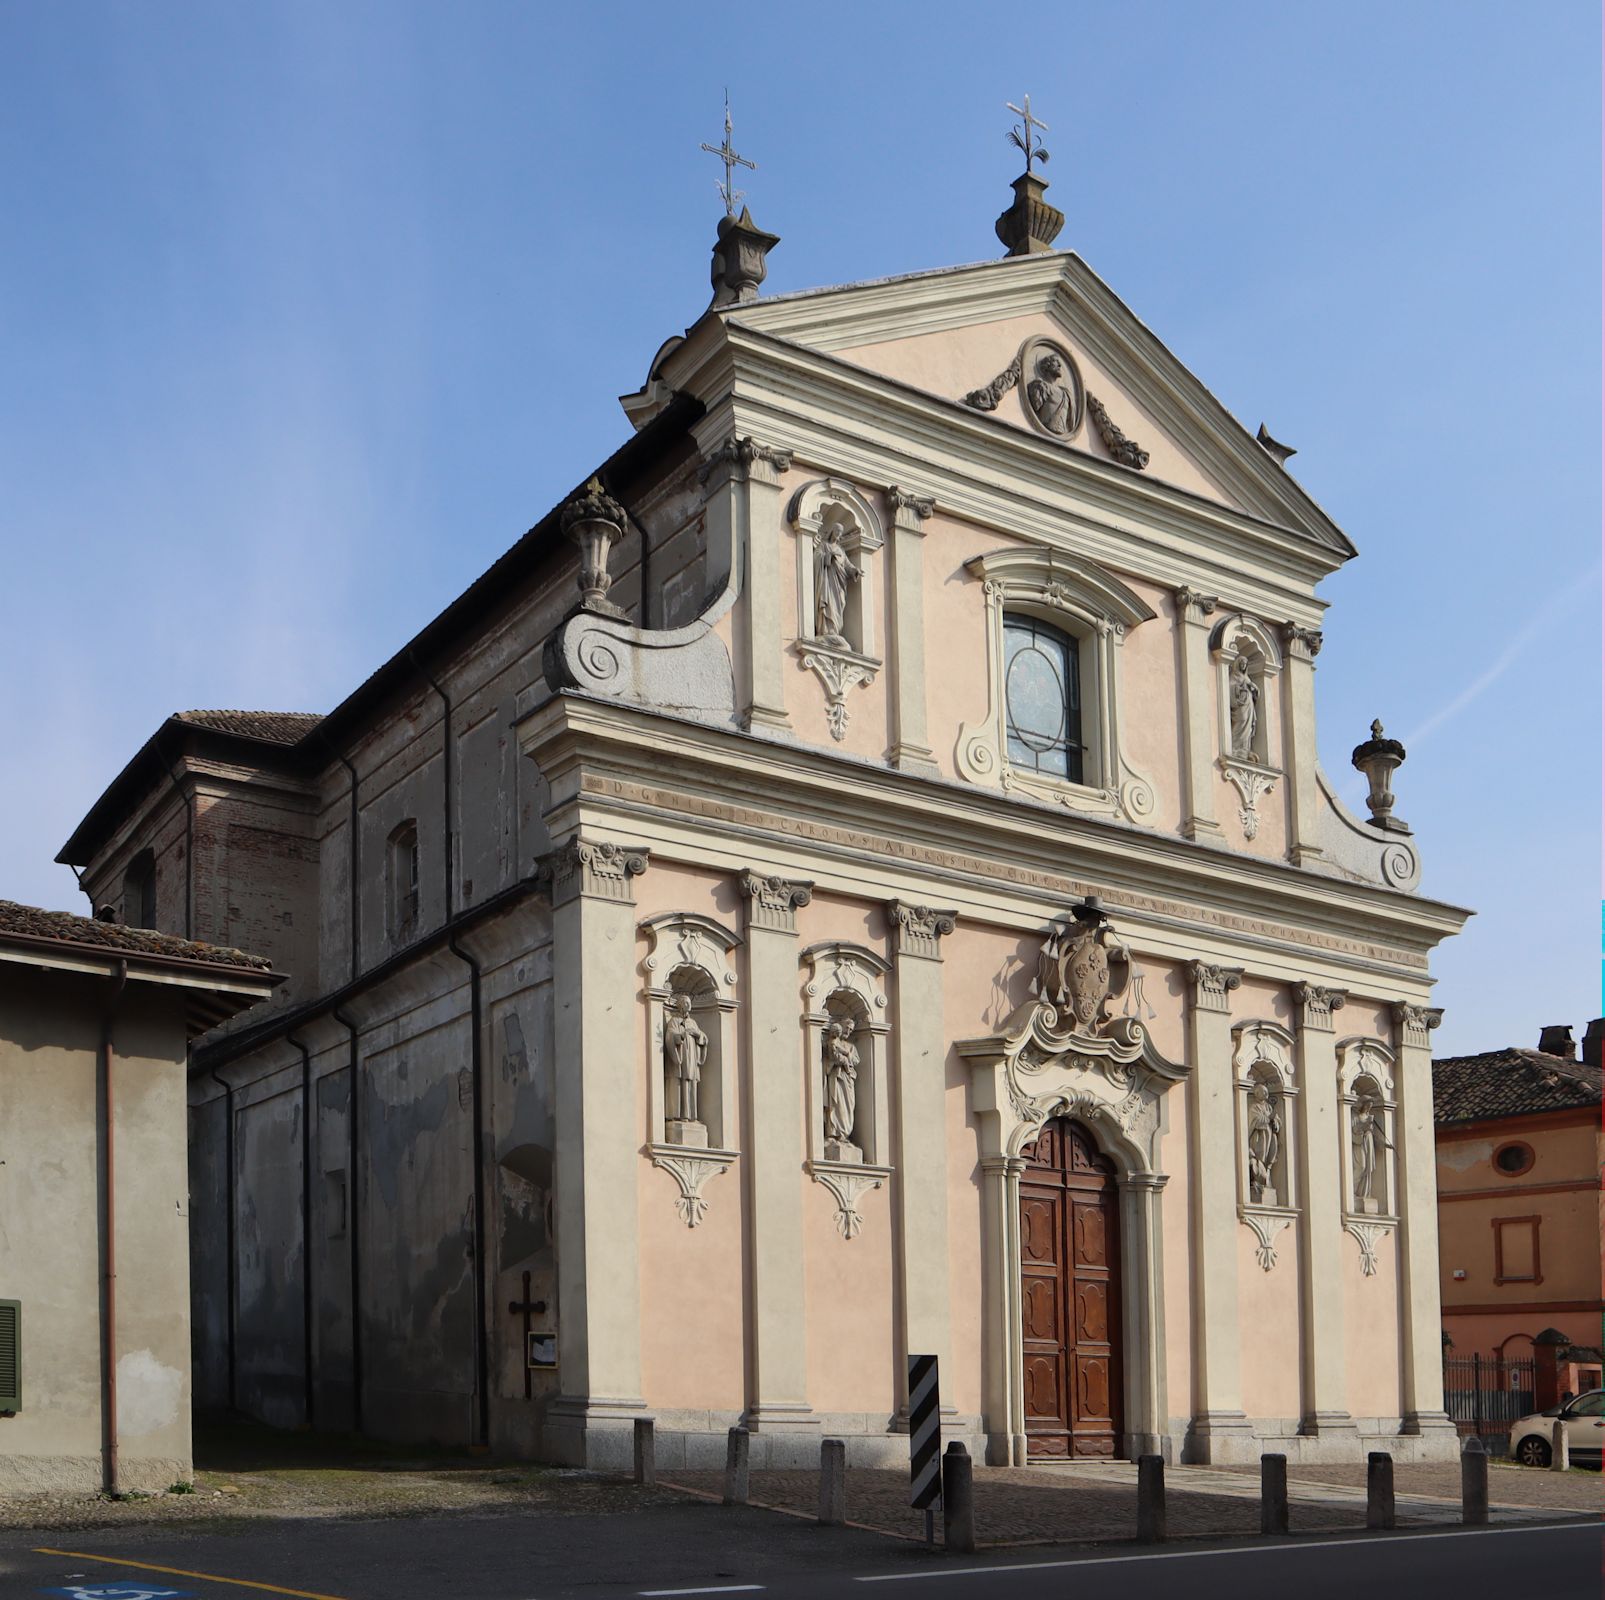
[58,129,1469,1470]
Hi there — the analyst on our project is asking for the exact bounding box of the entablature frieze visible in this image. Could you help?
[518,695,1465,993]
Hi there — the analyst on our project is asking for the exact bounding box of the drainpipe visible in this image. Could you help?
[288,1034,316,1430]
[207,1066,237,1414]
[407,650,454,921]
[158,746,194,940]
[100,959,128,1494]
[447,932,490,1449]
[318,734,361,985]
[332,1006,362,1435]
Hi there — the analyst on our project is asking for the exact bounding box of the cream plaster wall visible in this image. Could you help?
[0,973,193,1494]
[839,314,1235,509]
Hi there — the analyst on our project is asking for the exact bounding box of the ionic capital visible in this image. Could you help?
[739,869,813,934]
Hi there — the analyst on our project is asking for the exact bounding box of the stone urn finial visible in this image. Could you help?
[710,205,781,308]
[1351,718,1409,832]
[995,171,1065,257]
[561,476,628,617]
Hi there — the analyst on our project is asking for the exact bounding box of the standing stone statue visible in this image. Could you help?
[1026,351,1075,436]
[664,994,709,1130]
[1246,1080,1281,1204]
[823,1017,860,1159]
[1351,1092,1390,1211]
[814,526,860,645]
[1229,654,1259,761]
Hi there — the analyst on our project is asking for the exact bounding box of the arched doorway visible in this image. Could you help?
[1019,1118,1123,1458]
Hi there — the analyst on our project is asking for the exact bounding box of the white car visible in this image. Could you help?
[1510,1387,1605,1467]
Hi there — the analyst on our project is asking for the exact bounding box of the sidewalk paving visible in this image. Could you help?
[661,1459,1598,1548]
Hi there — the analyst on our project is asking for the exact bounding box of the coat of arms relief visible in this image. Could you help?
[959,899,1181,1173]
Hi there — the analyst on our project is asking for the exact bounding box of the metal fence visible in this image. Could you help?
[1444,1353,1536,1455]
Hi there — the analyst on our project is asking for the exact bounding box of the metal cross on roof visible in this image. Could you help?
[1007,94,1051,173]
[700,92,757,216]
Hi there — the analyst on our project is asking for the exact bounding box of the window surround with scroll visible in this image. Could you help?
[1336,1036,1399,1277]
[956,546,1159,824]
[788,477,885,741]
[1210,614,1283,841]
[1231,1021,1301,1272]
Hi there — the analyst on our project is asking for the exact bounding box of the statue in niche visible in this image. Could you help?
[823,1016,861,1160]
[1229,653,1259,762]
[1246,1079,1281,1205]
[1351,1092,1391,1213]
[813,524,860,646]
[1026,350,1076,437]
[664,993,709,1133]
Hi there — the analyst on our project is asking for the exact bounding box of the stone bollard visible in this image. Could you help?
[1260,1452,1289,1535]
[633,1416,656,1487]
[1550,1415,1570,1472]
[941,1441,975,1555]
[1461,1436,1488,1525]
[723,1426,750,1506]
[1136,1454,1166,1544]
[818,1438,847,1527]
[1366,1451,1395,1530]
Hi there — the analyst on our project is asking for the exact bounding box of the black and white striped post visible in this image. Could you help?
[908,1353,943,1544]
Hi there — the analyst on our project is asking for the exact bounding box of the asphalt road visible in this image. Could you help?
[0,1506,1596,1600]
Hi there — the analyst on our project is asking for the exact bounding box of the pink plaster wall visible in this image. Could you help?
[840,314,1235,508]
[632,861,748,1411]
[1238,1228,1304,1420]
[1344,1230,1401,1419]
[803,1173,897,1415]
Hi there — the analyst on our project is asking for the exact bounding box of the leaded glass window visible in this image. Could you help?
[1004,616,1083,784]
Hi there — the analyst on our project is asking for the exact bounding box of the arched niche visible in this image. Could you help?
[1336,1037,1399,1275]
[639,912,741,1228]
[1231,1021,1300,1271]
[800,941,891,1238]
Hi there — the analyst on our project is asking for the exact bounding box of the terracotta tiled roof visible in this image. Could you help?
[1432,1046,1603,1125]
[176,710,323,744]
[0,900,273,972]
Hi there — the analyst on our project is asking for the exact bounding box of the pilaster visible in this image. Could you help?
[1175,588,1225,842]
[701,437,793,734]
[546,836,650,1467]
[1391,1001,1454,1442]
[1280,624,1325,866]
[738,869,816,1436]
[1292,982,1356,1441]
[886,902,957,1421]
[885,488,939,775]
[1184,959,1252,1460]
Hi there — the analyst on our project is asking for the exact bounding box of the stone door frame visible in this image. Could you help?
[960,1008,1185,1466]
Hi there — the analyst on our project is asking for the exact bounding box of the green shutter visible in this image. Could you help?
[0,1300,19,1412]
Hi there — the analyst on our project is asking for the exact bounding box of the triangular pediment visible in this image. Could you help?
[721,252,1354,559]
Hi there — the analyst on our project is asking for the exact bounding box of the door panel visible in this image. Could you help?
[1020,1119,1123,1460]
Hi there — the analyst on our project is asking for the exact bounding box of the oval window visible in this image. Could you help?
[1493,1142,1534,1177]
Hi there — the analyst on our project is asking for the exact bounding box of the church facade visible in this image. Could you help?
[59,176,1469,1470]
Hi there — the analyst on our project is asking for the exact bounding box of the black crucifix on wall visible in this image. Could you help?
[508,1270,553,1399]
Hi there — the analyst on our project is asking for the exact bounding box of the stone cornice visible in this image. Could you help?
[517,693,1469,988]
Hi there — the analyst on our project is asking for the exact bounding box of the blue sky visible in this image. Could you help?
[0,2,1597,1054]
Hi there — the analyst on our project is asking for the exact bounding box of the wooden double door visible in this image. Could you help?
[1019,1118,1123,1458]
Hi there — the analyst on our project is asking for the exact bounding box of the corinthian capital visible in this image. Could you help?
[740,869,813,933]
[1188,960,1244,1014]
[887,901,957,960]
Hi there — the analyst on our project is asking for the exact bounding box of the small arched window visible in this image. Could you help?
[1004,616,1083,785]
[123,849,156,930]
[388,821,419,941]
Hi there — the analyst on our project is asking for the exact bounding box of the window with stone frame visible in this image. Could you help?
[956,546,1159,824]
[388,820,420,942]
